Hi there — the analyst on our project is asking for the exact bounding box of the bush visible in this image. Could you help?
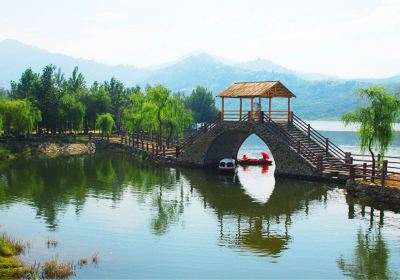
[95,113,114,137]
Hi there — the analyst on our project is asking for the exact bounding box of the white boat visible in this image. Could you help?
[218,158,236,173]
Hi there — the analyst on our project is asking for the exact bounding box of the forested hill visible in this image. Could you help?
[1,39,400,120]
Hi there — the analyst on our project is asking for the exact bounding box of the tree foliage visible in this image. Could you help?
[96,113,114,137]
[185,86,218,123]
[342,85,400,163]
[0,98,41,136]
[5,65,211,139]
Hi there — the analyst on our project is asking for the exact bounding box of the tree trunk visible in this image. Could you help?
[369,137,375,183]
[157,110,162,145]
[167,122,173,147]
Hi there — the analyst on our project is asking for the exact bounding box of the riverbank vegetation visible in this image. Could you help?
[0,65,218,144]
[342,85,400,166]
[0,229,102,279]
[0,233,30,278]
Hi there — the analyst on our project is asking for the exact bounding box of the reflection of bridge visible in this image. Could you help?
[122,81,398,184]
[181,167,330,257]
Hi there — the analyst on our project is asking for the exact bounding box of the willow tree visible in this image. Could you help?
[342,86,400,168]
[0,114,3,135]
[123,92,154,134]
[163,94,192,146]
[0,98,41,136]
[96,113,114,138]
[147,85,170,145]
[59,94,86,133]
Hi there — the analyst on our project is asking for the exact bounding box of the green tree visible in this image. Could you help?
[36,65,60,133]
[163,94,192,145]
[67,66,86,94]
[59,94,86,133]
[82,82,112,132]
[104,78,127,132]
[96,113,114,138]
[123,91,154,134]
[0,98,41,136]
[185,86,218,123]
[342,86,400,168]
[147,85,170,144]
[10,68,39,100]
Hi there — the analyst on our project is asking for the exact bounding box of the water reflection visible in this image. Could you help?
[182,167,330,257]
[237,165,275,204]
[337,227,398,279]
[0,152,399,271]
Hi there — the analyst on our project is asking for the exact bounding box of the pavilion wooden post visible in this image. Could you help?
[221,97,225,121]
[288,97,291,123]
[251,97,254,120]
[239,97,242,121]
[268,97,272,120]
[259,97,262,121]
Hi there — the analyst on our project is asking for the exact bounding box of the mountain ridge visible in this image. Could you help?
[1,39,400,120]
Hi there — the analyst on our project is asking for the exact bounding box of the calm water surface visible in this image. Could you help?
[0,126,400,278]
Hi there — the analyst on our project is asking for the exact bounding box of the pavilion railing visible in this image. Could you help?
[221,110,290,122]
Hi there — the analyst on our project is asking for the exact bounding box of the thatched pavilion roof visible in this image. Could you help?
[218,81,295,98]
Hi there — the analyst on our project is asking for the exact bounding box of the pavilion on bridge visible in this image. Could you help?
[218,81,296,122]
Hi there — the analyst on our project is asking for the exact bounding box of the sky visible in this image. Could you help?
[0,0,399,79]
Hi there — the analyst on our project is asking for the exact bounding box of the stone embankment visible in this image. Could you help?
[346,179,400,206]
[36,142,96,157]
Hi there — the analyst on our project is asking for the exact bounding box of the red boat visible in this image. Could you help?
[238,152,273,166]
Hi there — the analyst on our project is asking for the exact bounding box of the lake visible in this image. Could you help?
[0,124,400,278]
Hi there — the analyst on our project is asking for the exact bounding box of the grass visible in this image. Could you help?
[0,233,31,278]
[0,233,26,257]
[0,231,97,279]
[40,258,75,279]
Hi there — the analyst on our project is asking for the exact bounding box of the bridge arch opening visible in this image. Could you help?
[237,133,276,173]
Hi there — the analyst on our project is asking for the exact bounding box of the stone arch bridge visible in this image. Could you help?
[177,115,347,180]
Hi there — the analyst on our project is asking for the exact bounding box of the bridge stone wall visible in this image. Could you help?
[177,121,322,178]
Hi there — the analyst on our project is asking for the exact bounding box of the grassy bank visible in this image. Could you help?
[0,230,100,279]
[0,233,31,278]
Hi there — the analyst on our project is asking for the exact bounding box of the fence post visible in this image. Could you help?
[381,160,388,187]
[317,155,323,171]
[204,123,208,132]
[260,111,264,123]
[120,136,123,144]
[363,162,367,179]
[248,111,251,121]
[163,145,166,156]
[141,141,144,150]
[372,159,376,183]
[176,145,180,158]
[307,124,310,142]
[156,144,159,155]
[349,165,355,181]
[325,138,329,155]
[146,142,149,151]
[377,154,381,167]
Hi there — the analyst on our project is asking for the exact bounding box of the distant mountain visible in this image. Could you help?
[1,39,399,120]
[0,39,149,87]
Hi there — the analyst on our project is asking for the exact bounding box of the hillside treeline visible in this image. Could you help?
[0,65,218,143]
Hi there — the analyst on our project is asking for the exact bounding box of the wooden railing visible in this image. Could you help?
[221,110,290,122]
[291,113,346,160]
